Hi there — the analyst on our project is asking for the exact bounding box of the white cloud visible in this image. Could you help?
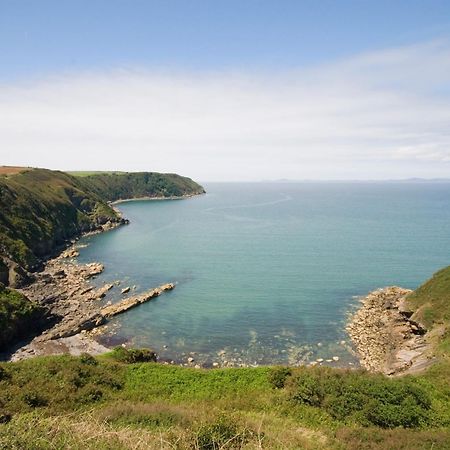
[1,40,450,180]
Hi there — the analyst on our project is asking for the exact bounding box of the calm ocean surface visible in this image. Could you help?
[78,182,450,367]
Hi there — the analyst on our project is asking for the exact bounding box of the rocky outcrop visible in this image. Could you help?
[347,287,431,375]
[0,257,34,289]
[101,283,175,318]
[7,247,175,361]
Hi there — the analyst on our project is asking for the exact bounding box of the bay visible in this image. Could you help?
[77,182,450,367]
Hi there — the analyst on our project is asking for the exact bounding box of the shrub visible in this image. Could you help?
[77,387,103,404]
[287,367,431,428]
[22,392,48,408]
[268,366,292,389]
[80,353,98,366]
[195,416,255,450]
[0,399,11,424]
[0,365,9,381]
[110,347,157,364]
[290,371,325,407]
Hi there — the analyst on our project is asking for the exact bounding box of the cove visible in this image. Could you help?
[77,182,450,367]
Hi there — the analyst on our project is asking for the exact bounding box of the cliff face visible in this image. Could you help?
[0,169,120,273]
[0,168,205,284]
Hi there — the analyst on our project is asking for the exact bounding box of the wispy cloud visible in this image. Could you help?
[1,39,450,180]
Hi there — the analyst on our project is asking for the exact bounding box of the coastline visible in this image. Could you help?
[110,192,205,205]
[3,193,203,362]
[3,190,435,374]
[346,286,434,375]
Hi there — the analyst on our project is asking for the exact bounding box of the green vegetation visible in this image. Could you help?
[0,284,45,351]
[0,355,449,449]
[79,171,205,202]
[0,168,204,270]
[66,171,126,177]
[1,265,449,448]
[0,168,119,269]
[0,166,204,349]
[407,266,450,329]
[406,265,450,358]
[2,166,450,448]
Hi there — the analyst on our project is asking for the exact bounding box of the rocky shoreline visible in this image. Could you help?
[7,247,175,361]
[346,286,434,375]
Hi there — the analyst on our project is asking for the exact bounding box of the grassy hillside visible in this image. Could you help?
[0,168,204,272]
[0,168,119,269]
[0,349,449,449]
[406,266,450,356]
[78,171,205,202]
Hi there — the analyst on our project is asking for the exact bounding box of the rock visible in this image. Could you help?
[212,362,219,367]
[332,356,339,361]
[346,286,430,375]
[316,358,324,363]
[61,248,79,258]
[398,300,414,318]
[101,283,175,318]
[53,269,66,278]
[194,364,201,369]
[85,263,104,278]
[187,357,195,363]
[8,261,32,288]
[94,283,114,299]
[80,286,94,295]
[121,287,131,294]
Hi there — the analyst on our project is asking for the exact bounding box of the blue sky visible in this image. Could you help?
[1,1,450,180]
[1,0,449,79]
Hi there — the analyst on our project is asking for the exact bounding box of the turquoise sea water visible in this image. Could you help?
[78,182,450,367]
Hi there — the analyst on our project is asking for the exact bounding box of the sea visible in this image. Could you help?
[77,182,450,367]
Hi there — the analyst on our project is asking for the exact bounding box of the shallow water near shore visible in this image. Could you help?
[77,182,450,367]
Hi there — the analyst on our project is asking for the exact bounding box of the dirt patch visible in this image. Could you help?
[0,166,30,176]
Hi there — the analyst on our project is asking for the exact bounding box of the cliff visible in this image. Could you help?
[0,168,204,284]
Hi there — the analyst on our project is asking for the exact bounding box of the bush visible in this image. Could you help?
[0,365,9,381]
[287,367,431,428]
[110,347,157,364]
[80,353,98,366]
[0,399,11,424]
[77,387,103,404]
[268,367,292,389]
[22,392,48,408]
[195,417,255,450]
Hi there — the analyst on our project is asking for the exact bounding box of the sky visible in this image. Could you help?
[1,0,450,181]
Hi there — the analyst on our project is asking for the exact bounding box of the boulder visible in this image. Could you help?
[8,262,33,288]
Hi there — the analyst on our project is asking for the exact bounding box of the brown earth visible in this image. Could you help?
[0,166,30,176]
